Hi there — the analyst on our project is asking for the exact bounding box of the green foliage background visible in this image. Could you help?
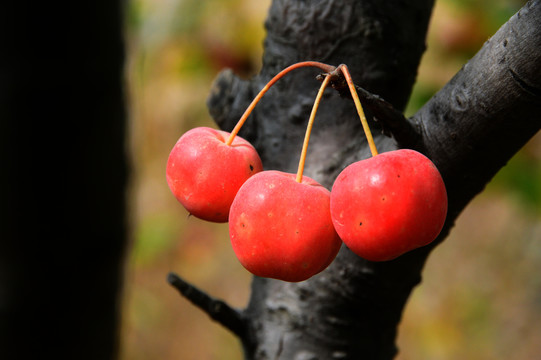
[121,1,540,359]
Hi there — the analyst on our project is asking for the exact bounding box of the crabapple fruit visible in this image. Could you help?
[166,127,263,223]
[229,170,342,282]
[330,149,447,262]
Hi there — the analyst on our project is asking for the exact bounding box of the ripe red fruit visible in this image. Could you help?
[330,149,447,262]
[166,127,263,223]
[229,171,342,282]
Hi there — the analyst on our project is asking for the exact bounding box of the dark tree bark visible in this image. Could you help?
[0,1,127,359]
[170,0,541,359]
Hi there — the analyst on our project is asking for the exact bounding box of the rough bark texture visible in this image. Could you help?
[199,0,541,359]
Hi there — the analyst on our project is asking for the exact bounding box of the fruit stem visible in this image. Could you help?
[339,65,379,157]
[226,61,336,146]
[296,74,332,183]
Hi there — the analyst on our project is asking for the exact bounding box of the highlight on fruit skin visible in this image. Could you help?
[166,126,263,223]
[229,170,342,282]
[330,149,448,262]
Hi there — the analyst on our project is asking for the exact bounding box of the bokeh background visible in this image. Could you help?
[119,0,541,359]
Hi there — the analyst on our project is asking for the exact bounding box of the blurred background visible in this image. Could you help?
[119,0,541,359]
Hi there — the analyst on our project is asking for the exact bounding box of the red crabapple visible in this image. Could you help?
[229,170,342,282]
[166,127,263,223]
[330,149,447,261]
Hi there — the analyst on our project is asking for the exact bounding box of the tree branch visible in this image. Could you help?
[197,1,540,359]
[413,0,541,221]
[319,71,423,151]
[166,272,247,338]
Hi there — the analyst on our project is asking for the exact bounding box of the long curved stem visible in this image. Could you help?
[296,74,332,183]
[339,64,379,156]
[226,61,336,146]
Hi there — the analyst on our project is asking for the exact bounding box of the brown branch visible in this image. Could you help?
[166,272,247,338]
